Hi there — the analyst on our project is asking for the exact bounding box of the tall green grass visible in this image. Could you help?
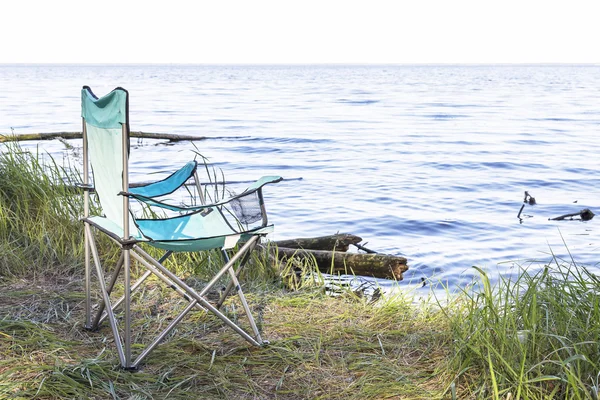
[0,141,85,279]
[445,260,600,399]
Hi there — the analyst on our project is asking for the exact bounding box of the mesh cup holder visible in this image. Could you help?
[229,191,262,226]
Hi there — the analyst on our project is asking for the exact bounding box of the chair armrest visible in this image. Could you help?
[241,176,283,194]
[123,175,283,212]
[76,183,95,192]
[128,160,197,198]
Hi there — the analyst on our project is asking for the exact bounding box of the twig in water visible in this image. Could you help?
[517,204,525,220]
[353,243,377,254]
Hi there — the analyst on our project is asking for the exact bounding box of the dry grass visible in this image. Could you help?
[0,274,452,400]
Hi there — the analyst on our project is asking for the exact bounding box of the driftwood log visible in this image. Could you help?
[275,247,407,280]
[0,131,206,143]
[268,234,408,280]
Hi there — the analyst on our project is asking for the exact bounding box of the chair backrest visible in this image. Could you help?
[81,86,136,237]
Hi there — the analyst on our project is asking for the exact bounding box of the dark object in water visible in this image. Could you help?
[518,191,536,223]
[524,191,536,205]
[549,208,595,221]
[581,209,595,221]
[517,204,525,219]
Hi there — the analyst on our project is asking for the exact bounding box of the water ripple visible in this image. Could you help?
[336,99,380,105]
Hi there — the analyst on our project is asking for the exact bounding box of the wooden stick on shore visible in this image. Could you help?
[0,131,206,143]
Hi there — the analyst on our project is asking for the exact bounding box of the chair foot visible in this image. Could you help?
[83,324,98,332]
[260,340,270,346]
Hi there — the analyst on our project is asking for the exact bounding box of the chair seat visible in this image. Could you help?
[87,208,274,252]
[136,212,274,251]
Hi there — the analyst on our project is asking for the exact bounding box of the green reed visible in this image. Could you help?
[0,141,86,279]
[445,259,600,399]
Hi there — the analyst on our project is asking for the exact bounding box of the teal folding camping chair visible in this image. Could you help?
[80,86,282,369]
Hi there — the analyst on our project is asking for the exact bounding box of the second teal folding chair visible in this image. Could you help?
[80,86,282,369]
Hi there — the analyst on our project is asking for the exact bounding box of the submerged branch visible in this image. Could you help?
[549,208,595,221]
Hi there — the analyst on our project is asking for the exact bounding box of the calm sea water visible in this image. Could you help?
[1,64,599,291]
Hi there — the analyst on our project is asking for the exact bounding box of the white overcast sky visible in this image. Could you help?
[1,0,598,64]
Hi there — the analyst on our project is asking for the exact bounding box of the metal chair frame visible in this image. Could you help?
[80,87,278,369]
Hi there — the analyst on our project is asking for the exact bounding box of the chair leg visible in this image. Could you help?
[97,269,151,326]
[84,222,92,330]
[216,240,258,309]
[226,262,263,343]
[86,235,266,368]
[96,251,174,327]
[196,237,260,298]
[123,248,132,368]
[85,224,127,367]
[131,299,198,369]
[91,252,124,329]
[132,242,264,346]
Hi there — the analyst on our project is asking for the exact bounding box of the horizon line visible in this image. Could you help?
[2,62,600,67]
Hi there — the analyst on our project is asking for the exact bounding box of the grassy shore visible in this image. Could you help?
[1,142,599,399]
